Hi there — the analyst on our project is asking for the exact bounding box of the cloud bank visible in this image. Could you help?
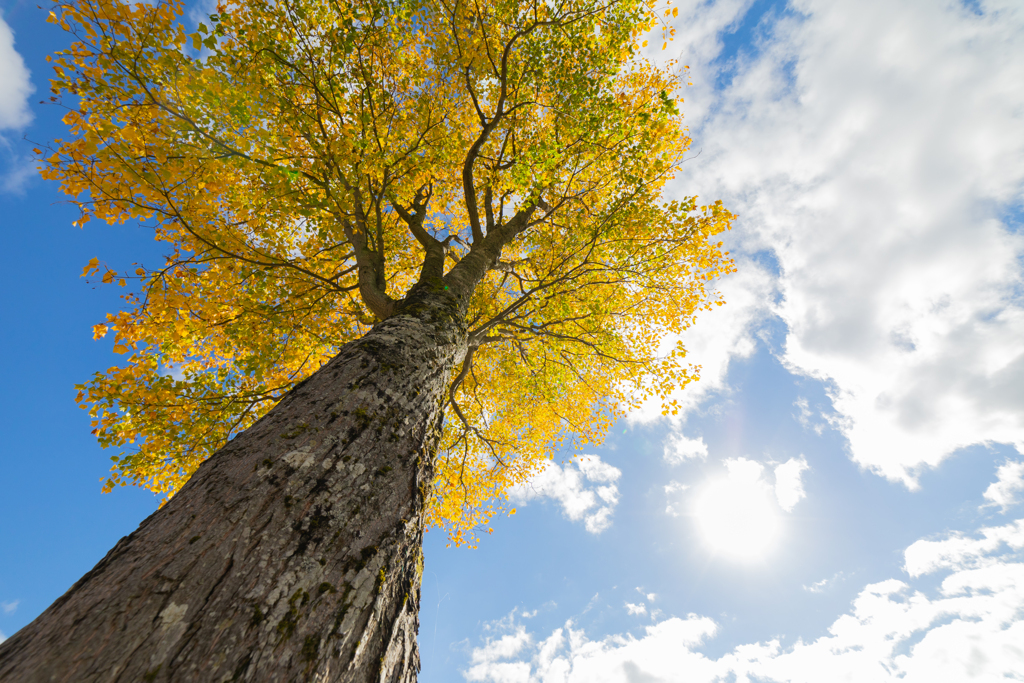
[660,0,1024,484]
[463,516,1024,682]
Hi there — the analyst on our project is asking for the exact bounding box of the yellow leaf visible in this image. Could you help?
[81,257,99,277]
[92,323,108,339]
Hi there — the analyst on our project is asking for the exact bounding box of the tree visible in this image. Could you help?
[0,0,734,679]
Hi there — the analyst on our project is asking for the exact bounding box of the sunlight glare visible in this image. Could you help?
[694,469,780,560]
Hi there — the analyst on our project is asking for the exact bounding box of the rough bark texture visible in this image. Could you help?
[0,288,467,682]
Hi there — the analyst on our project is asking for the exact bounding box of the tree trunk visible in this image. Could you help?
[0,289,467,682]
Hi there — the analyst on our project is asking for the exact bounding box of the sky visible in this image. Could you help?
[1,0,1023,681]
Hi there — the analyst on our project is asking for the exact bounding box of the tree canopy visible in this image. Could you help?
[42,0,735,545]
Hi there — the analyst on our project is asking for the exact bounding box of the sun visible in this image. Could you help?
[693,473,781,560]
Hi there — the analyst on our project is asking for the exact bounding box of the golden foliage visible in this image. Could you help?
[43,0,735,545]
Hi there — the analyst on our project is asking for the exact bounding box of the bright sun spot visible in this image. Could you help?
[694,463,781,560]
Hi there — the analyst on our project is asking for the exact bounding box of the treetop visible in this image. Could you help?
[44,0,735,545]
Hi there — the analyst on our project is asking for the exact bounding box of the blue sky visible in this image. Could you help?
[2,0,1024,681]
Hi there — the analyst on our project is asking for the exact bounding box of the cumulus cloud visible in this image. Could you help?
[723,457,764,485]
[463,517,1024,683]
[663,0,1024,485]
[472,626,532,663]
[624,603,646,616]
[903,518,1024,578]
[772,457,809,512]
[509,456,622,534]
[982,460,1024,513]
[663,481,688,495]
[465,616,720,683]
[663,431,708,464]
[465,625,533,683]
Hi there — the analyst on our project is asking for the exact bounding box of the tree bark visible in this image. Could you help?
[0,287,467,682]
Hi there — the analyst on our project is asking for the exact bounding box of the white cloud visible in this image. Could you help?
[0,16,35,195]
[663,431,708,464]
[665,0,1024,485]
[773,457,809,512]
[509,456,622,534]
[624,603,646,616]
[663,481,689,516]
[663,480,688,494]
[463,517,1024,683]
[723,456,764,483]
[0,16,33,131]
[983,460,1024,513]
[903,518,1024,578]
[802,572,844,594]
[663,0,758,124]
[465,625,533,683]
[471,626,532,663]
[1,600,17,615]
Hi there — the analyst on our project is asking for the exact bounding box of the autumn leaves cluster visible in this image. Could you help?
[42,0,734,545]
